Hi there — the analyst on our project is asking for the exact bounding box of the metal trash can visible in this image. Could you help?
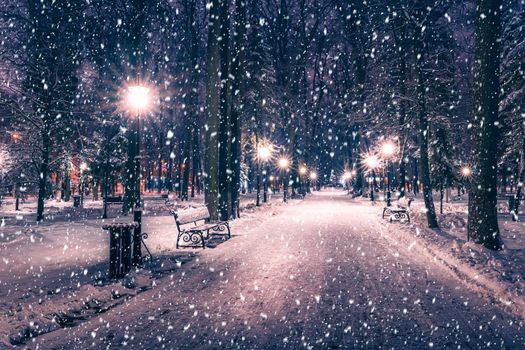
[102,222,138,278]
[73,195,81,207]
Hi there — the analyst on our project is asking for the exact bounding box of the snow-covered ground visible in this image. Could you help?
[0,190,524,349]
[402,194,525,320]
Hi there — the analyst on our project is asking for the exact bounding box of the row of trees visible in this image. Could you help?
[0,0,523,249]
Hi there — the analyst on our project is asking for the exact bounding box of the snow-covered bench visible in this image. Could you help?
[104,195,123,206]
[171,207,231,249]
[382,197,413,223]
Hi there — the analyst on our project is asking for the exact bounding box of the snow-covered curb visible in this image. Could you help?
[381,208,525,320]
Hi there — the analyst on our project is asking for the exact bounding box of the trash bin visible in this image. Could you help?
[102,222,138,278]
[508,196,516,213]
[73,195,81,208]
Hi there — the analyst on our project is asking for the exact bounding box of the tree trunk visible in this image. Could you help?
[415,34,438,228]
[501,166,507,193]
[217,0,230,221]
[36,132,50,222]
[204,0,221,220]
[181,130,191,201]
[157,155,163,194]
[512,138,525,221]
[229,0,246,219]
[467,0,503,249]
[397,25,408,198]
[412,159,419,195]
[192,127,201,197]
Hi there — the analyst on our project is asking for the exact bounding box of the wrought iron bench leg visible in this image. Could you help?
[176,230,183,249]
[141,233,153,260]
[200,231,205,248]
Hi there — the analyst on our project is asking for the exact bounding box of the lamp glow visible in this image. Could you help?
[278,158,289,169]
[257,146,272,161]
[461,166,472,177]
[364,155,380,170]
[381,142,396,158]
[128,86,150,111]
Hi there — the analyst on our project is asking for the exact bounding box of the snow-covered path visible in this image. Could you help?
[19,192,525,348]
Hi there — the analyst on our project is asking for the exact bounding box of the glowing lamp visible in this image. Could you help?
[128,86,150,111]
[278,158,289,169]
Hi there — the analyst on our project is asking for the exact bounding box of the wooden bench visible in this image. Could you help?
[382,197,413,223]
[105,195,123,205]
[171,207,231,248]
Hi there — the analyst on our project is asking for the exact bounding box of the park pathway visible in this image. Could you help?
[35,191,524,349]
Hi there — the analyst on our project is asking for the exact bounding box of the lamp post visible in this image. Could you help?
[125,84,150,266]
[343,171,352,194]
[459,165,472,240]
[310,171,318,191]
[381,141,396,206]
[460,166,472,196]
[127,85,150,209]
[79,162,88,206]
[256,144,272,206]
[279,157,290,202]
[299,166,307,195]
[364,154,380,202]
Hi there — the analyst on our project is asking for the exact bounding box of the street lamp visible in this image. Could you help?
[124,83,151,266]
[363,154,380,202]
[343,171,352,194]
[459,165,472,197]
[310,171,318,191]
[299,166,307,195]
[278,157,290,202]
[126,85,150,208]
[269,175,275,193]
[79,162,88,206]
[380,141,397,206]
[460,166,471,178]
[255,143,272,206]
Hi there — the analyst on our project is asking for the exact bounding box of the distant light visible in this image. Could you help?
[381,141,396,158]
[11,131,21,141]
[80,162,88,171]
[257,146,272,161]
[343,171,351,180]
[310,172,317,180]
[278,158,289,169]
[364,154,380,170]
[269,175,275,181]
[299,166,307,175]
[461,166,471,177]
[128,85,150,111]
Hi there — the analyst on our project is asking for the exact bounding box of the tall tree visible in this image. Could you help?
[230,0,247,219]
[20,0,84,221]
[122,0,149,213]
[467,0,503,249]
[204,0,221,220]
[217,0,231,220]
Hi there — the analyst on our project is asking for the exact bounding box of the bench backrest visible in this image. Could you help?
[105,196,123,203]
[398,197,413,209]
[172,207,211,228]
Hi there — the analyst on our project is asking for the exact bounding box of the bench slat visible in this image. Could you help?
[176,207,210,225]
